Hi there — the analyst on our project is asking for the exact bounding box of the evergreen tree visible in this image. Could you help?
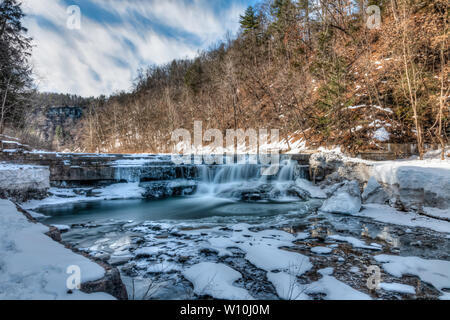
[0,0,32,134]
[240,6,260,34]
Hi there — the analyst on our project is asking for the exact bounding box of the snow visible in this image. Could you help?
[51,224,70,232]
[191,224,313,299]
[423,207,450,220]
[375,255,450,300]
[373,127,390,142]
[267,268,370,301]
[311,247,333,255]
[242,244,312,274]
[347,105,393,114]
[379,283,415,295]
[305,268,372,300]
[267,272,309,300]
[183,262,254,300]
[0,200,114,300]
[328,235,382,251]
[350,267,360,273]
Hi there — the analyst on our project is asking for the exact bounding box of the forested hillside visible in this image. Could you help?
[77,0,450,158]
[2,0,449,157]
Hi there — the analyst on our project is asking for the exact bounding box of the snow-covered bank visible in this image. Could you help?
[0,200,114,300]
[0,163,50,201]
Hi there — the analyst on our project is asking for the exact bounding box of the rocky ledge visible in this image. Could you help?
[0,163,50,202]
[310,152,450,215]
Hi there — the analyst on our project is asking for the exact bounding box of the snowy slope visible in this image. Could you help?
[0,200,114,300]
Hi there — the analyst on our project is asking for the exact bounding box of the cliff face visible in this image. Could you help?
[0,163,50,202]
[28,106,85,151]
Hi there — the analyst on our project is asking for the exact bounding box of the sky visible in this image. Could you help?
[21,0,256,97]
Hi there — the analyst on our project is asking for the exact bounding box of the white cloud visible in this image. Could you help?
[22,0,247,97]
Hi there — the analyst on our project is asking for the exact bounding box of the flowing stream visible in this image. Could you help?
[35,160,450,300]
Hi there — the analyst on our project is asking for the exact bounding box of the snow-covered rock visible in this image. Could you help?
[310,152,450,212]
[362,177,389,205]
[183,262,254,300]
[0,163,50,201]
[375,255,450,300]
[372,160,450,210]
[320,181,362,214]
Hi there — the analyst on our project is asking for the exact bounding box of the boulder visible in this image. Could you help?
[362,177,389,205]
[320,180,362,214]
[309,152,344,182]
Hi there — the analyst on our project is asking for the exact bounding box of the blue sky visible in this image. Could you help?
[22,0,256,97]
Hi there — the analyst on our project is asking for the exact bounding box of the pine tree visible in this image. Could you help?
[239,6,260,35]
[0,0,32,134]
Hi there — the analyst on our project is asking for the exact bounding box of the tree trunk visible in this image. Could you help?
[0,76,11,135]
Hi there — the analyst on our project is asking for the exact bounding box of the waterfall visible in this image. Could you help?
[114,167,142,183]
[196,160,309,197]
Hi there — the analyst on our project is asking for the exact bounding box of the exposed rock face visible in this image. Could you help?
[362,177,389,205]
[310,152,373,184]
[0,164,50,202]
[320,180,362,214]
[81,268,128,300]
[215,183,312,202]
[28,106,84,149]
[309,152,344,182]
[141,180,197,199]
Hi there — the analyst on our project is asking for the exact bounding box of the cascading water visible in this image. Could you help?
[196,160,310,200]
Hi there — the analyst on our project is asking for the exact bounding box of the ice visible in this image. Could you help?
[328,235,382,251]
[242,243,312,274]
[95,183,145,200]
[0,200,114,300]
[23,183,145,210]
[311,247,332,255]
[320,181,361,215]
[379,283,415,295]
[375,255,450,299]
[356,204,450,234]
[372,159,450,208]
[134,247,161,257]
[183,262,254,300]
[295,178,327,199]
